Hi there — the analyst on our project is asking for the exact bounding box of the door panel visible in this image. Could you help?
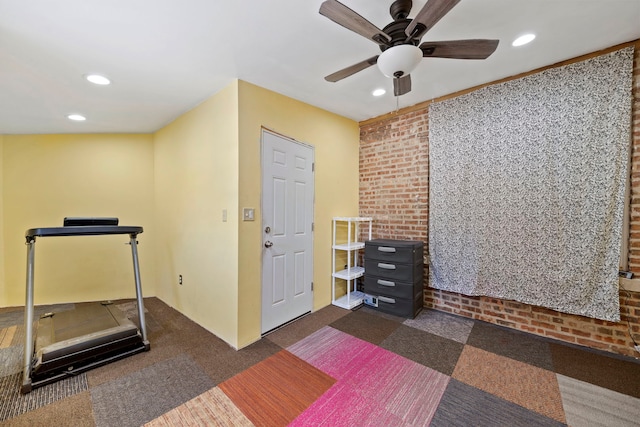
[273,177,286,235]
[271,254,285,304]
[261,130,314,333]
[294,251,305,295]
[295,182,306,234]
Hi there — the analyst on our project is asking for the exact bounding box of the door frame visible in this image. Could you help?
[260,127,315,334]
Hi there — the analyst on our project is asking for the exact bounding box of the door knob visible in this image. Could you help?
[264,241,273,248]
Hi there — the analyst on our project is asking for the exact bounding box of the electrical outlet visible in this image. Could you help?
[179,275,183,285]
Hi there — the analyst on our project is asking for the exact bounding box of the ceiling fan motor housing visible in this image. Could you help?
[390,0,412,20]
[381,19,419,50]
[381,0,427,51]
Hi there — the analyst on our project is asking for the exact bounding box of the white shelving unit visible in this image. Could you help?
[332,217,372,309]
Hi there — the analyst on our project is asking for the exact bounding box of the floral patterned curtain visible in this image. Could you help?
[428,47,634,321]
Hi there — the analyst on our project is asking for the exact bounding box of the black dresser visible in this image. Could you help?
[363,239,424,318]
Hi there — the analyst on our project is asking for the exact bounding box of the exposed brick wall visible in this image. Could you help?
[359,44,640,358]
[360,111,429,242]
[629,44,640,274]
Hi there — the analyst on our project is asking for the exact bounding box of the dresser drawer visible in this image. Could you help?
[365,239,423,264]
[366,289,423,318]
[363,275,419,299]
[365,259,423,282]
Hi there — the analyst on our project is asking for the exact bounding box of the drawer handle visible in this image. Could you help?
[377,279,395,287]
[378,263,396,270]
[378,246,396,253]
[378,296,396,304]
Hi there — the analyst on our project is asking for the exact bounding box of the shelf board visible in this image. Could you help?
[333,217,373,221]
[332,242,365,251]
[332,266,365,280]
[332,291,365,310]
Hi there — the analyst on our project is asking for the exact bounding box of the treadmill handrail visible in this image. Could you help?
[26,225,143,239]
[21,224,149,393]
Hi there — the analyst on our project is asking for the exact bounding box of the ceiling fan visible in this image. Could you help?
[319,0,499,96]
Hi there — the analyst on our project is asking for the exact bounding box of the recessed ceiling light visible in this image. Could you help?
[67,114,86,121]
[85,74,111,85]
[512,34,535,47]
[372,88,386,97]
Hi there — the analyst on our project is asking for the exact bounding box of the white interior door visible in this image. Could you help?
[261,129,314,333]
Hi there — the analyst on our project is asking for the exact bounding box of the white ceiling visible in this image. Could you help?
[1,0,639,134]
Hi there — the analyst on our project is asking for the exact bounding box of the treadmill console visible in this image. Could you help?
[63,217,119,227]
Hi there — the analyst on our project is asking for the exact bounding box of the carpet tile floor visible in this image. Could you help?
[379,324,465,375]
[1,298,639,426]
[451,345,565,423]
[288,327,450,426]
[557,374,640,427]
[403,309,475,344]
[219,350,336,426]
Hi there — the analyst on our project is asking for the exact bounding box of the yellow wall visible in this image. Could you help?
[237,80,360,347]
[0,80,360,350]
[0,135,4,302]
[2,134,156,306]
[153,82,240,346]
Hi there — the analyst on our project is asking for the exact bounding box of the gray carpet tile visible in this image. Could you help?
[379,324,465,375]
[5,324,24,347]
[466,320,555,370]
[0,304,75,329]
[549,343,640,398]
[266,305,350,348]
[403,309,475,343]
[557,374,640,427]
[0,346,23,377]
[0,311,24,330]
[141,298,186,327]
[431,378,567,427]
[190,335,282,385]
[330,308,401,345]
[90,354,215,427]
[0,372,89,422]
[0,307,23,315]
[3,391,95,427]
[158,312,217,346]
[86,336,183,388]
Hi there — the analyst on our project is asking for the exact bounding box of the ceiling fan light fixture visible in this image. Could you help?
[377,45,422,79]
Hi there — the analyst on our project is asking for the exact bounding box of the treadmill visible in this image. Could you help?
[21,217,150,393]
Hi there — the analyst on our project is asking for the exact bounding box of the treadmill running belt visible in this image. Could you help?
[33,302,143,377]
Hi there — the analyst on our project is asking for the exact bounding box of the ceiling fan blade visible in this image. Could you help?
[393,75,412,96]
[320,0,391,45]
[405,0,461,38]
[420,39,499,59]
[325,56,379,82]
